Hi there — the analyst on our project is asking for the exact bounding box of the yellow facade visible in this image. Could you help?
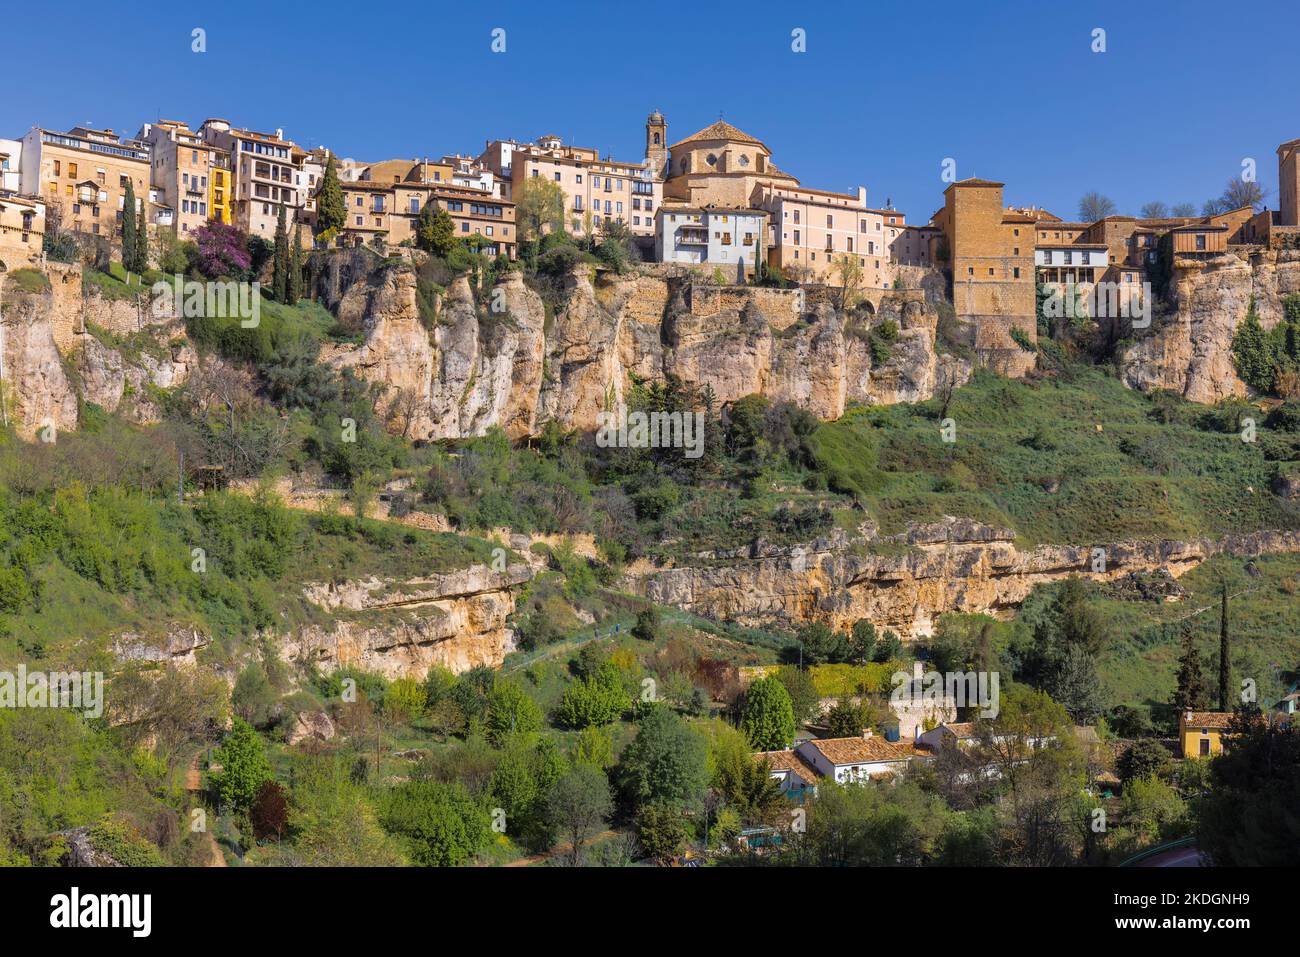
[1178,711,1231,759]
[209,149,232,225]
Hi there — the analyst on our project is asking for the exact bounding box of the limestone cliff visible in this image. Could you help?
[322,257,970,441]
[287,562,534,677]
[634,517,1300,638]
[1121,248,1300,403]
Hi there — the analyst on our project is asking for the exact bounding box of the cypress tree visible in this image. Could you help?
[289,225,303,303]
[316,154,346,237]
[1218,582,1232,711]
[1172,627,1209,712]
[122,179,137,269]
[272,204,288,303]
[135,196,149,272]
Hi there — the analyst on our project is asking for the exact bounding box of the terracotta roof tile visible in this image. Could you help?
[803,735,916,766]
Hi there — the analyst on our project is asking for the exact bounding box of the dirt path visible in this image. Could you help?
[186,756,227,867]
[503,830,619,867]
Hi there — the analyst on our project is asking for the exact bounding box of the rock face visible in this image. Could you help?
[1,278,79,439]
[1121,248,1300,403]
[323,259,971,442]
[288,563,534,678]
[112,626,212,665]
[634,519,1300,639]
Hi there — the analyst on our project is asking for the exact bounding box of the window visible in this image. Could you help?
[1013,267,1021,279]
[410,198,419,213]
[826,215,833,227]
[355,197,363,207]
[355,215,362,225]
[69,162,77,177]
[1195,233,1206,250]
[53,160,61,176]
[793,210,800,224]
[575,174,582,184]
[461,222,469,232]
[794,230,800,245]
[553,171,561,181]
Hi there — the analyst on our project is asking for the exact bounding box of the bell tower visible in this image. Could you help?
[645,110,667,180]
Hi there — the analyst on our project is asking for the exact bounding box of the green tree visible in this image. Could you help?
[272,204,289,303]
[1195,711,1300,865]
[741,676,796,750]
[122,179,138,270]
[1217,582,1232,711]
[1172,628,1211,712]
[384,677,426,725]
[1117,738,1175,784]
[618,707,708,809]
[637,804,687,862]
[546,763,612,866]
[516,177,566,263]
[316,154,346,238]
[484,678,543,746]
[134,198,149,273]
[1232,302,1275,393]
[377,780,492,866]
[556,662,629,729]
[774,665,819,724]
[632,605,662,642]
[210,717,272,811]
[416,203,456,257]
[288,226,303,303]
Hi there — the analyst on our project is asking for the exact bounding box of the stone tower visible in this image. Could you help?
[645,110,668,180]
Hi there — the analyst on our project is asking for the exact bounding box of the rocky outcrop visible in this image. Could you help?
[1121,248,1300,403]
[325,258,969,441]
[634,518,1300,639]
[288,563,533,677]
[1,278,79,439]
[111,626,212,665]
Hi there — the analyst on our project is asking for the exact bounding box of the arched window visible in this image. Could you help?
[653,132,660,145]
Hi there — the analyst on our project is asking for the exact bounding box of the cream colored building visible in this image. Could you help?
[0,192,45,267]
[198,118,303,237]
[138,120,216,236]
[20,126,150,250]
[478,124,663,240]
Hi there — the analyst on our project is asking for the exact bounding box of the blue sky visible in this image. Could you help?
[5,0,1298,223]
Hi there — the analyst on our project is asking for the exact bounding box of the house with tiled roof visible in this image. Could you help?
[795,731,922,784]
[1178,710,1234,758]
[754,749,820,798]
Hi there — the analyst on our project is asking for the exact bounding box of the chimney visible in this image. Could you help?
[275,128,284,140]
[857,186,867,206]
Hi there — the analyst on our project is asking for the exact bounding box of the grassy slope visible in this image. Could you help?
[810,367,1300,546]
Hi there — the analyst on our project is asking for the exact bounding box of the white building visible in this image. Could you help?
[654,206,766,276]
[0,139,22,192]
[795,732,920,784]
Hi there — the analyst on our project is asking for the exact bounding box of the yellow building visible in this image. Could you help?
[1178,710,1232,758]
[209,147,232,225]
[0,193,45,267]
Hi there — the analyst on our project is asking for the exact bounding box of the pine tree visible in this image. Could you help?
[316,154,346,238]
[122,179,137,270]
[1172,627,1210,712]
[135,197,149,272]
[289,225,303,303]
[1231,301,1275,393]
[1218,582,1232,711]
[272,204,288,304]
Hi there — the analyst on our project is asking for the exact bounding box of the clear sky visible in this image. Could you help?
[5,0,1298,223]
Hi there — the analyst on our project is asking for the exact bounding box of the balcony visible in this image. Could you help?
[677,229,708,245]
